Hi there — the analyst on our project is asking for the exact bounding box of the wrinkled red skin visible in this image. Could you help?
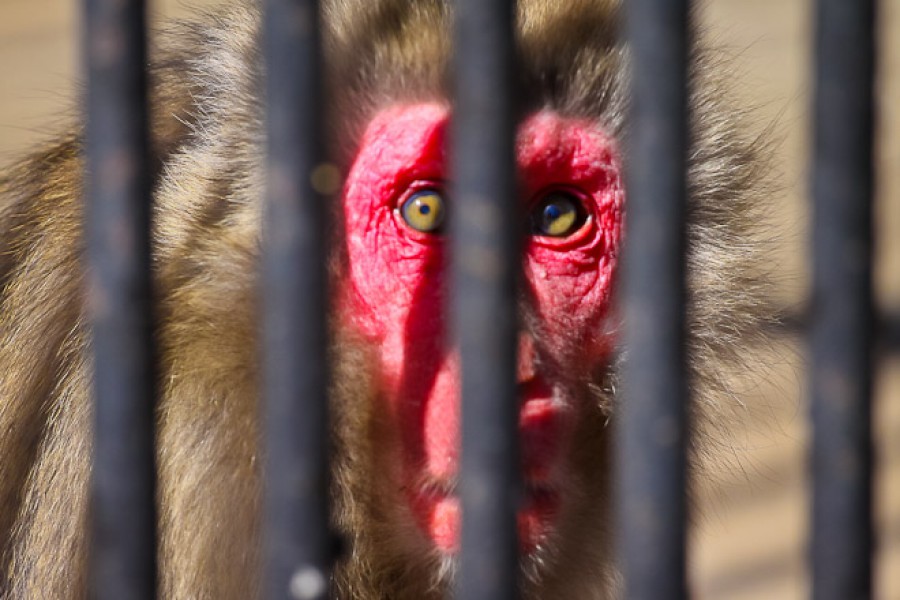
[339,103,624,553]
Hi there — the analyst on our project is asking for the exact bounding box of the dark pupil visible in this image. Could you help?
[544,204,562,222]
[418,203,431,215]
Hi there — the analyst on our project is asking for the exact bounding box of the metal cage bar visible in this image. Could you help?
[262,0,333,599]
[84,0,158,597]
[618,1,690,599]
[810,0,877,598]
[452,0,520,598]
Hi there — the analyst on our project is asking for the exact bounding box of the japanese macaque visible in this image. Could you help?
[0,0,773,598]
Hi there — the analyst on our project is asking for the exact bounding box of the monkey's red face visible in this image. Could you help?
[340,103,623,554]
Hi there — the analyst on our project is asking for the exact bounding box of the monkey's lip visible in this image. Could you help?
[518,378,566,481]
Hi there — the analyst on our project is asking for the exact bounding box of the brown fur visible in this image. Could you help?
[0,1,773,598]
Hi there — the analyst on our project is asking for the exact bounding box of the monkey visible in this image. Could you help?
[0,0,775,598]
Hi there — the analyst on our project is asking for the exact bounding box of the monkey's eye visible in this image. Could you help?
[400,189,446,233]
[531,191,586,237]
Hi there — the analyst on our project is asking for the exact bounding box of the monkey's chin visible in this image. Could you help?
[407,485,561,555]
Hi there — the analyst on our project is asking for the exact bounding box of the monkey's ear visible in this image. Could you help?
[146,15,231,163]
[146,4,263,164]
[149,60,198,162]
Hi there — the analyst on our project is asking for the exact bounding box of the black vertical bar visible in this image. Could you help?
[618,1,689,599]
[452,0,519,598]
[84,0,157,597]
[262,0,332,599]
[810,1,876,598]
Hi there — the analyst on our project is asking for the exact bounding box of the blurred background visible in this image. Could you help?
[0,1,897,598]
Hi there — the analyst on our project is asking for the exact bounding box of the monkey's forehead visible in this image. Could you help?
[343,102,622,206]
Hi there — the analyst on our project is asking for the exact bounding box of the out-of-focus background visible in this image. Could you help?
[1,1,897,598]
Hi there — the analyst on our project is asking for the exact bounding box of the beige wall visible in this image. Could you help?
[0,0,222,163]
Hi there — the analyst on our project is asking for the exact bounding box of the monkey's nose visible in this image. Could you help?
[517,332,538,383]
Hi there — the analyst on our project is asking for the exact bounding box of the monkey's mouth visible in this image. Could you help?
[407,481,562,555]
[407,379,569,554]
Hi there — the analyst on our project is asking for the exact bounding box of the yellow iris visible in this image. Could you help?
[401,190,445,233]
[534,193,581,237]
